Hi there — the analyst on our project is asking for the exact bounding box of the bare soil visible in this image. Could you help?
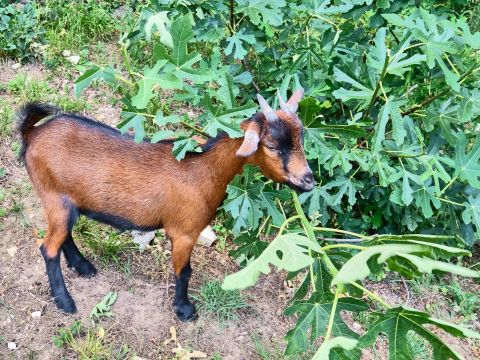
[1,61,479,360]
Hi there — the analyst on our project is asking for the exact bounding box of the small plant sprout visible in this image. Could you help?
[89,291,117,325]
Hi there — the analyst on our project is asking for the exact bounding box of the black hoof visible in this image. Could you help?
[72,259,97,278]
[54,293,77,314]
[175,302,197,322]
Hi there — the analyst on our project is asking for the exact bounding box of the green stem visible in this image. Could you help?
[436,196,465,207]
[363,50,390,121]
[314,227,370,240]
[323,289,340,343]
[349,282,391,308]
[291,191,319,292]
[122,46,135,83]
[278,215,302,235]
[322,244,368,251]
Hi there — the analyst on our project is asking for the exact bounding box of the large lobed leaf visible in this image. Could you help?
[222,233,321,290]
[359,306,480,359]
[331,241,478,287]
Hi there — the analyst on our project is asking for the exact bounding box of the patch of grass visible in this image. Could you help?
[39,0,132,66]
[251,333,313,360]
[441,282,480,321]
[0,100,14,137]
[74,217,133,266]
[7,73,52,102]
[54,94,89,112]
[407,331,431,360]
[192,279,248,325]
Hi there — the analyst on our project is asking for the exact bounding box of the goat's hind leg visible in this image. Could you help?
[63,233,97,277]
[57,201,96,277]
[40,195,77,313]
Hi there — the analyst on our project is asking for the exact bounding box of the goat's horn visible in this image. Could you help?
[277,91,293,114]
[286,87,304,113]
[256,94,278,122]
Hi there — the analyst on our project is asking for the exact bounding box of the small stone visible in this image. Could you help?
[11,63,21,70]
[132,231,156,250]
[62,50,71,57]
[7,342,16,350]
[31,311,41,319]
[6,246,17,257]
[197,226,216,247]
[67,55,80,65]
[113,5,128,19]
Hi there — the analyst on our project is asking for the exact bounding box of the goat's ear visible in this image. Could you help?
[237,122,261,157]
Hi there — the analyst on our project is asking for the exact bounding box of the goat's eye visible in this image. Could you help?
[265,144,278,151]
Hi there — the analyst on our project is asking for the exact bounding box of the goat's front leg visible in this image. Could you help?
[170,234,197,321]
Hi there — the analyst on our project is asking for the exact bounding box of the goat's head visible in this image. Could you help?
[237,88,314,192]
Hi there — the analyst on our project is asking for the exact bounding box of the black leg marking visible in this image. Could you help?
[40,245,76,313]
[62,234,97,277]
[173,262,196,321]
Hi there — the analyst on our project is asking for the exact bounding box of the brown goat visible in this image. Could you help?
[18,90,314,321]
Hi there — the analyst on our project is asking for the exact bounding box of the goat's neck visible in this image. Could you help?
[192,137,246,206]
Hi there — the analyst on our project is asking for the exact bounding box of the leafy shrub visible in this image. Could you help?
[0,1,43,61]
[75,0,480,358]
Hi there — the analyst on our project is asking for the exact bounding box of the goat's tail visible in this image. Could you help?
[17,103,57,162]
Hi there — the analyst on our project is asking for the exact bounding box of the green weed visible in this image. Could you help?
[7,73,51,102]
[192,279,248,325]
[0,101,14,137]
[407,331,431,360]
[441,282,480,321]
[89,291,117,325]
[74,217,133,266]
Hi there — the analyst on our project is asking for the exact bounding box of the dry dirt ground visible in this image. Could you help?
[1,62,479,360]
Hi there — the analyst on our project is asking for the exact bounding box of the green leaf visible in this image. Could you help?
[332,67,374,107]
[222,233,321,290]
[324,177,360,206]
[413,185,441,218]
[202,96,256,137]
[89,291,117,324]
[332,242,478,287]
[170,15,194,68]
[259,186,289,226]
[144,11,172,47]
[74,65,116,97]
[372,98,406,153]
[118,114,146,143]
[224,29,256,60]
[172,138,200,160]
[284,293,367,355]
[131,60,181,109]
[236,0,286,27]
[462,194,480,240]
[359,306,480,359]
[312,337,359,360]
[223,165,265,233]
[151,130,176,143]
[310,124,367,138]
[229,230,269,266]
[299,97,322,127]
[453,135,480,189]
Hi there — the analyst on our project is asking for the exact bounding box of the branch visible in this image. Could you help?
[362,50,390,121]
[321,237,365,243]
[401,64,477,116]
[241,59,261,93]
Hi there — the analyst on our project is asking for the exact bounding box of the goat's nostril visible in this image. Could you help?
[303,172,314,184]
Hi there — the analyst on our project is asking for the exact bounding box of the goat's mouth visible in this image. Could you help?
[286,179,315,193]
